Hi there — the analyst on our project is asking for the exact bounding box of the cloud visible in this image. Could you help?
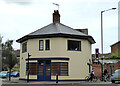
[4,0,119,4]
[4,0,32,5]
[57,0,119,3]
[0,0,118,53]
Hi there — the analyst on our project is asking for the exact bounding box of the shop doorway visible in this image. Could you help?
[37,60,51,81]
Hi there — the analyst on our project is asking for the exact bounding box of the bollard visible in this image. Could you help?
[56,74,58,83]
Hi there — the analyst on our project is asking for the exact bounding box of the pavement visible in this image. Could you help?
[1,77,116,85]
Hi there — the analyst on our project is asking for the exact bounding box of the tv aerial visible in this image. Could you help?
[52,3,59,11]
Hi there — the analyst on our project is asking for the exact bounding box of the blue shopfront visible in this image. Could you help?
[37,60,51,81]
[24,58,69,81]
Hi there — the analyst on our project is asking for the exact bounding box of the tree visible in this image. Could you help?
[2,40,17,81]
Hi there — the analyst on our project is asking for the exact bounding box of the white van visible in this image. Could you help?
[110,69,120,83]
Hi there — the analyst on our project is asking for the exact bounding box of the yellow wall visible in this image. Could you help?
[20,37,92,80]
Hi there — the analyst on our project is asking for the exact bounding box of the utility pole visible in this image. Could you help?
[101,8,116,81]
[0,35,2,72]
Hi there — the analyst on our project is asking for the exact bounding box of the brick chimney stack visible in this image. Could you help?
[53,10,60,23]
[75,29,88,35]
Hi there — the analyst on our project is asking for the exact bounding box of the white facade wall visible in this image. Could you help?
[20,37,92,80]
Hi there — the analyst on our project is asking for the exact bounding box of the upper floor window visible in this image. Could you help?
[22,42,27,53]
[39,40,44,51]
[68,40,81,51]
[45,40,50,50]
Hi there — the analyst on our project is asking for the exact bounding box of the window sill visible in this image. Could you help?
[22,52,27,53]
[39,50,44,51]
[45,50,50,51]
[67,50,81,51]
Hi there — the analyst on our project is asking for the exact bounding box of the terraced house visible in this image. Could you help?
[16,10,95,81]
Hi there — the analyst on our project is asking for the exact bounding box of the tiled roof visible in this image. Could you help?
[28,22,87,36]
[110,41,120,47]
[16,22,95,44]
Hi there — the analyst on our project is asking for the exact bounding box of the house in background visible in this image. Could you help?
[111,41,120,57]
[16,10,95,81]
[14,49,20,66]
[92,41,120,77]
[92,60,120,78]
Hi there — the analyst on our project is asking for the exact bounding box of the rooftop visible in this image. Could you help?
[16,10,95,44]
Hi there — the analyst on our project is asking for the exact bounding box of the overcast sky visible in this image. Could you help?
[0,0,119,54]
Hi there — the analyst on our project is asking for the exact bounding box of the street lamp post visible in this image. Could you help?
[101,8,116,81]
[27,53,31,83]
[0,35,2,72]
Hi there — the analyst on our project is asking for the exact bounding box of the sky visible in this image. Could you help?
[0,0,119,54]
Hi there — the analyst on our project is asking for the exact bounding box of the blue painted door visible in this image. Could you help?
[37,60,51,81]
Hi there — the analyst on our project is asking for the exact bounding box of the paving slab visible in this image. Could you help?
[1,77,119,85]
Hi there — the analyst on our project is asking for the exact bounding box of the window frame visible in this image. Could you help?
[67,40,81,51]
[45,40,50,50]
[39,40,44,51]
[22,42,27,53]
[26,62,37,75]
[51,62,69,76]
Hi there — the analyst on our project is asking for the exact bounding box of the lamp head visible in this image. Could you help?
[112,8,116,10]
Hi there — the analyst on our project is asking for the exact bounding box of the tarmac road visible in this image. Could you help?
[1,77,120,86]
[1,81,120,86]
[1,83,120,86]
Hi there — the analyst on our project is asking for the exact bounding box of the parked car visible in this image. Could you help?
[110,69,120,83]
[0,71,9,78]
[11,71,19,77]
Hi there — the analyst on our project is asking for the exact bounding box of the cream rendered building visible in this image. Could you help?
[16,10,95,81]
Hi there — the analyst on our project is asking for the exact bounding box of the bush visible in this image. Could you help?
[103,55,120,60]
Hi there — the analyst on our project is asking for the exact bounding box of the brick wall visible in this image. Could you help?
[75,29,88,35]
[92,62,120,78]
[92,62,101,78]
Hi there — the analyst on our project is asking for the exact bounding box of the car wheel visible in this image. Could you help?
[112,80,115,83]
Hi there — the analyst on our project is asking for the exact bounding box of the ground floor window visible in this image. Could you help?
[51,62,68,76]
[26,63,37,75]
[26,61,68,76]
